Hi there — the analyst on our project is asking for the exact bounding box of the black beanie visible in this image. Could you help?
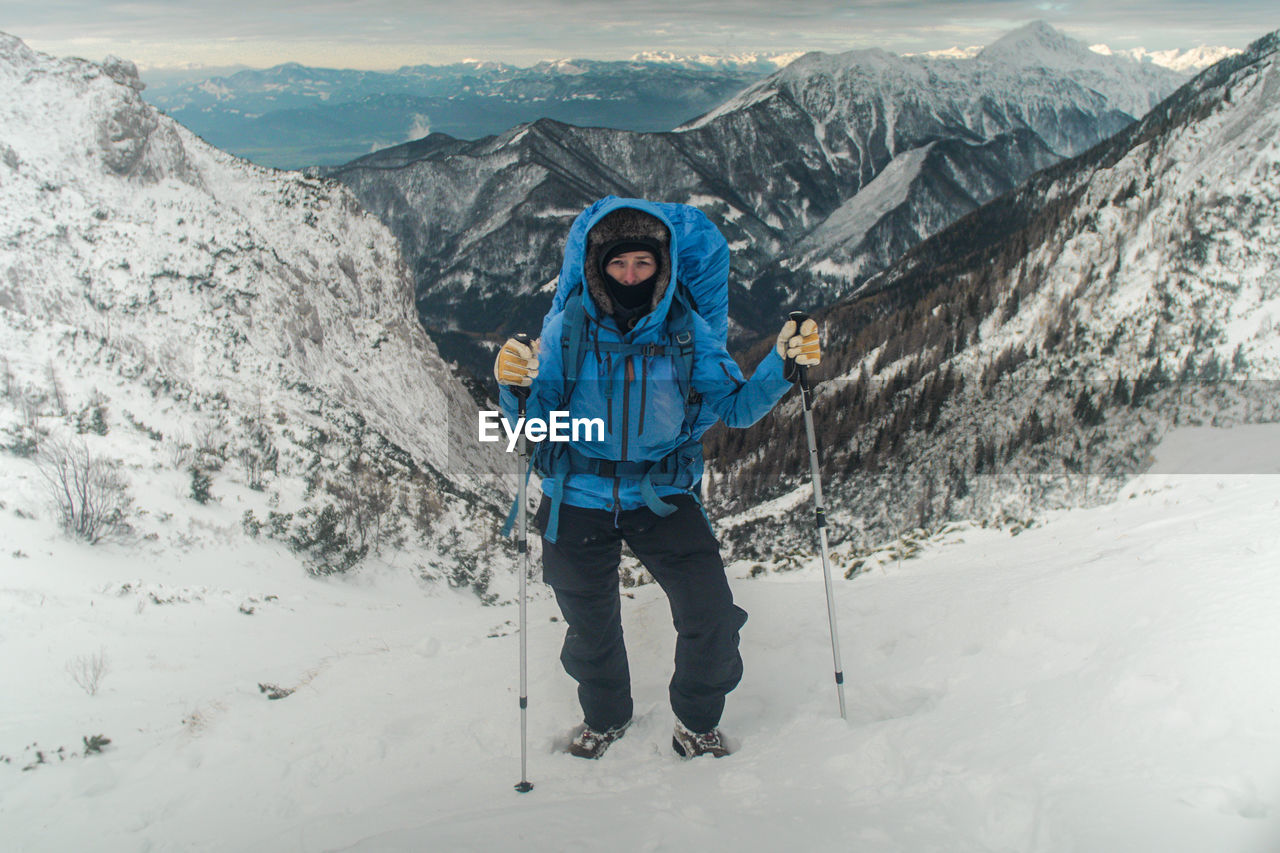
[599,238,662,279]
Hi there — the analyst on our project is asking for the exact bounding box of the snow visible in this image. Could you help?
[1091,43,1244,73]
[911,45,983,60]
[717,480,812,529]
[630,51,804,71]
[794,144,932,256]
[4,424,1280,852]
[680,82,777,129]
[4,23,1280,853]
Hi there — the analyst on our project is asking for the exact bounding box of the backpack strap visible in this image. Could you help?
[665,286,702,436]
[499,457,535,538]
[561,290,585,391]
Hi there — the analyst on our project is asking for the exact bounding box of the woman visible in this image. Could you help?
[495,198,820,759]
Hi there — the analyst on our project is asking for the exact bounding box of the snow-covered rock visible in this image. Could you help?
[974,20,1179,118]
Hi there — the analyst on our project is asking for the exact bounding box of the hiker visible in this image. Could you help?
[495,197,820,759]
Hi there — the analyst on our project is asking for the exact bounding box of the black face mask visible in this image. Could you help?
[605,271,657,311]
[596,237,663,328]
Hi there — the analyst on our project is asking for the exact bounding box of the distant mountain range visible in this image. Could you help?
[917,42,1240,72]
[142,37,1235,173]
[1088,43,1243,73]
[143,56,796,168]
[323,21,1187,388]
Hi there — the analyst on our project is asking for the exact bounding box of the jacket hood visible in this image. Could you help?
[579,199,678,335]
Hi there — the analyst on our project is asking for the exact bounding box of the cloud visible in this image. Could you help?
[8,0,1271,68]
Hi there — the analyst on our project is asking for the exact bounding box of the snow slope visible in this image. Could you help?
[3,423,1278,852]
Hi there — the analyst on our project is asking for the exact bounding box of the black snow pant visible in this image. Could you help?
[537,494,748,734]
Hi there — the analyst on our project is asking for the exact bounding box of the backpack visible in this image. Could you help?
[544,196,730,440]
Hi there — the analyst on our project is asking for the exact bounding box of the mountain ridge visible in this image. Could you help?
[703,27,1280,557]
[324,22,1183,385]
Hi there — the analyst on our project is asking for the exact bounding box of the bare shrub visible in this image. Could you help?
[325,467,398,554]
[38,438,133,543]
[66,648,110,696]
[194,417,228,471]
[168,429,195,470]
[45,361,67,417]
[12,387,45,456]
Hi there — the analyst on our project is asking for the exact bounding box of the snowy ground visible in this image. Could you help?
[2,425,1279,853]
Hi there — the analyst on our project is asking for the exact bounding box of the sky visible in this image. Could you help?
[5,0,1275,70]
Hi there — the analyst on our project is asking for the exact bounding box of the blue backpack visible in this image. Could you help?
[544,197,730,443]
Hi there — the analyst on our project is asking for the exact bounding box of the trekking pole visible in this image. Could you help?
[789,312,848,720]
[511,333,535,793]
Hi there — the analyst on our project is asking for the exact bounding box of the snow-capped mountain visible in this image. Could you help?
[144,59,782,169]
[1091,43,1243,73]
[909,45,983,60]
[326,22,1182,383]
[969,20,1178,118]
[705,28,1280,557]
[921,34,1239,74]
[628,50,805,71]
[0,33,510,585]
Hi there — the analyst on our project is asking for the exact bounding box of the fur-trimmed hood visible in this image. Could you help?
[583,206,673,323]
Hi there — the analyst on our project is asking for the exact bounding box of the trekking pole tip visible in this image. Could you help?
[515,780,534,793]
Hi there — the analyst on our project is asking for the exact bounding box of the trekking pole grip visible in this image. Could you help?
[511,333,532,412]
[787,311,814,405]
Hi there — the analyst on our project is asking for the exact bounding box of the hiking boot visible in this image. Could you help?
[567,720,631,759]
[671,719,731,759]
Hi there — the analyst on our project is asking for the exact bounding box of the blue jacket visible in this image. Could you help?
[500,197,792,519]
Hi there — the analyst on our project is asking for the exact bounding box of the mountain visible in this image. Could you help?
[968,20,1180,118]
[629,50,806,71]
[0,33,510,586]
[1091,43,1244,73]
[325,22,1183,385]
[143,59,785,169]
[703,29,1280,558]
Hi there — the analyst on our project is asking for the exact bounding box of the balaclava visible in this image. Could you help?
[583,208,672,331]
[600,237,661,312]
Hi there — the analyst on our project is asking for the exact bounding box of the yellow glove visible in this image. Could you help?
[777,317,820,365]
[494,338,539,387]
